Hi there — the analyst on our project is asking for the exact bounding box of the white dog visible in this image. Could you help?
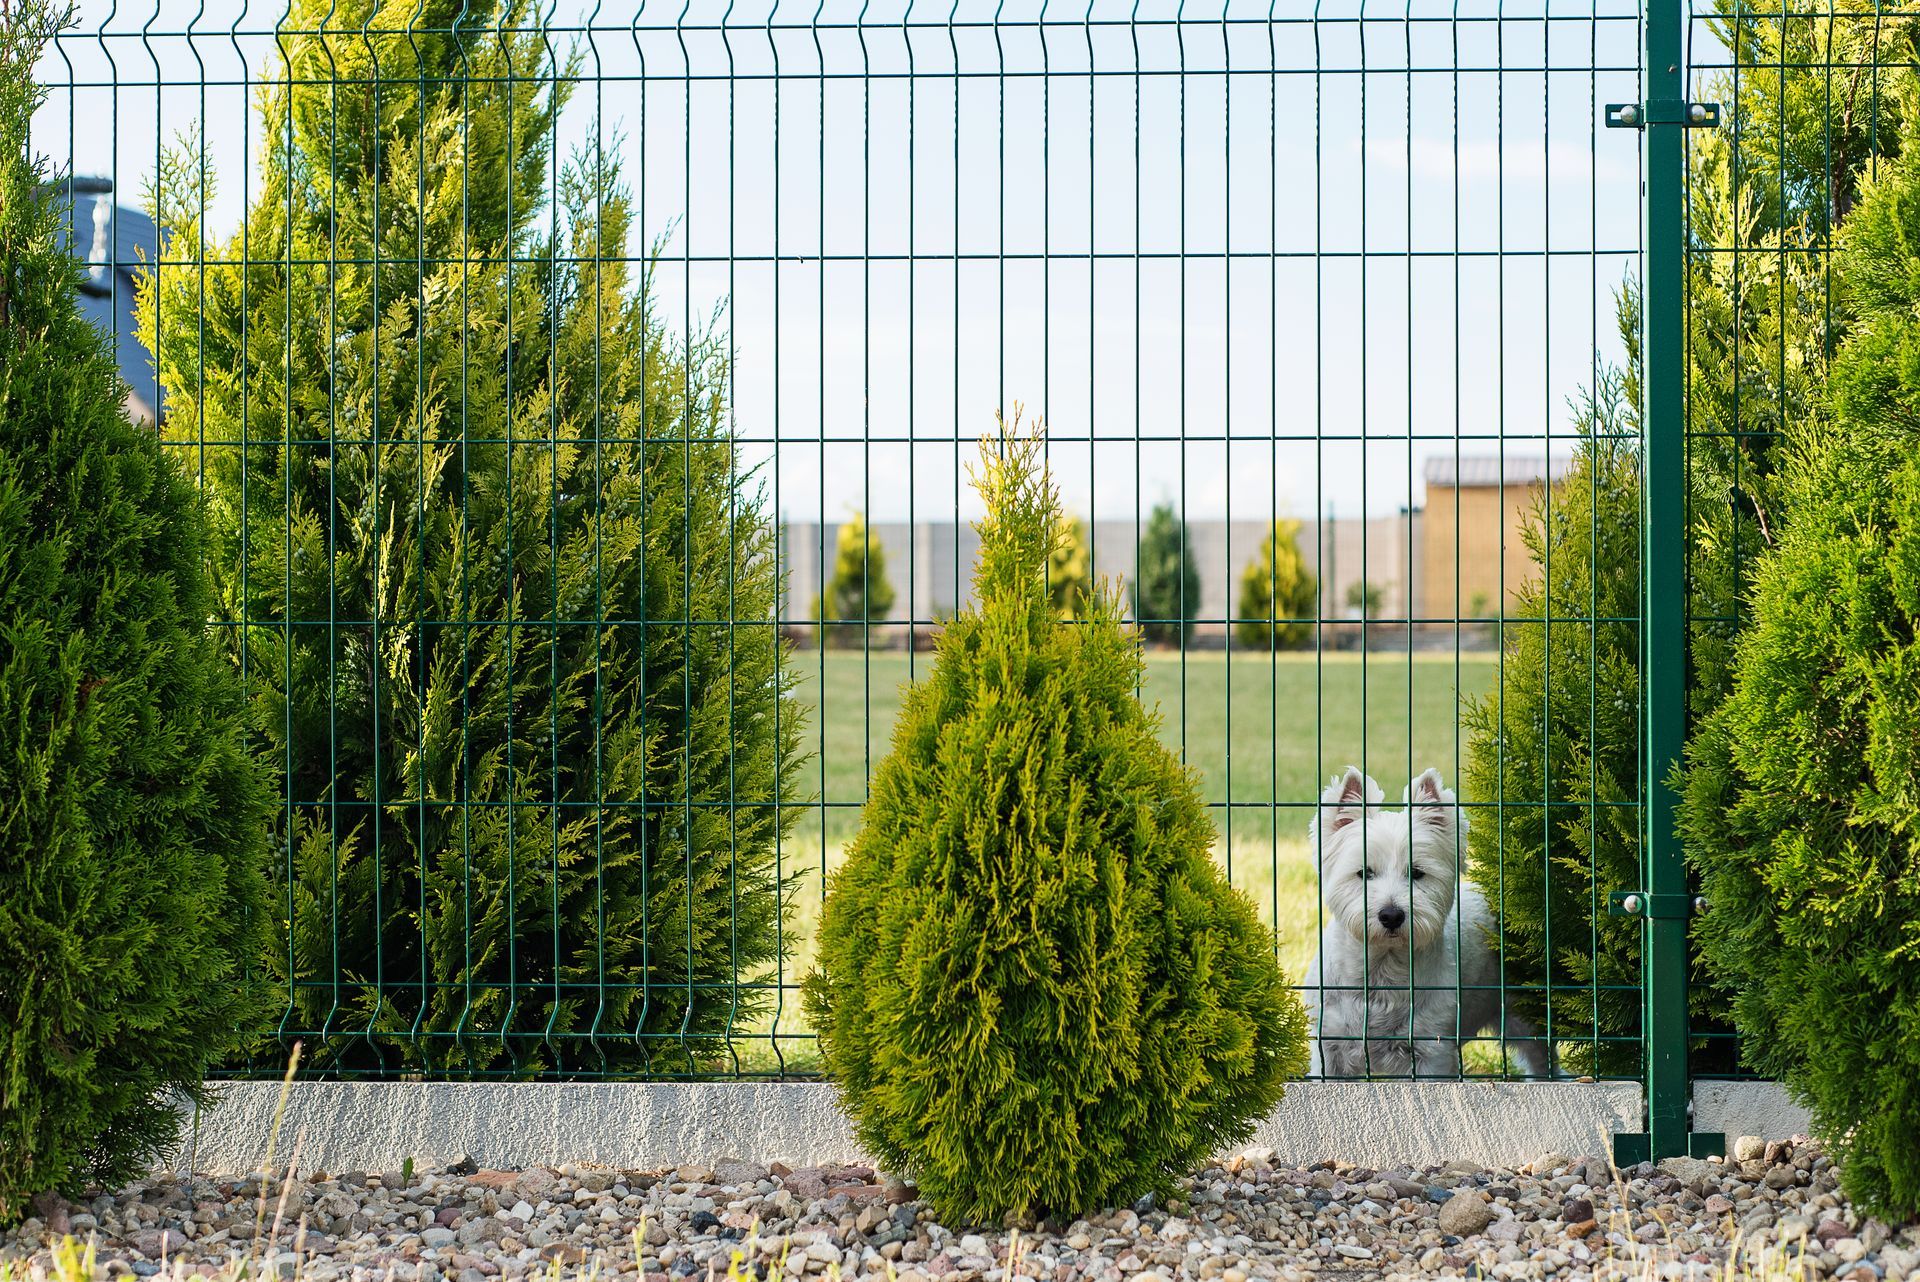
[1301,766,1547,1079]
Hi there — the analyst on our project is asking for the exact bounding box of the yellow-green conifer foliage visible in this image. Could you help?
[805,417,1307,1222]
[1234,520,1316,650]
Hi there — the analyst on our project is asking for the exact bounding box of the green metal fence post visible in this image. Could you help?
[1607,0,1724,1167]
[1638,0,1694,1168]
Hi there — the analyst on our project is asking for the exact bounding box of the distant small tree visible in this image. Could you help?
[1048,513,1092,621]
[1346,580,1384,620]
[815,511,895,647]
[1134,503,1199,646]
[1235,520,1316,650]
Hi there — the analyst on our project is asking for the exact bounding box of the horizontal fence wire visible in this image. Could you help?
[34,0,1655,1082]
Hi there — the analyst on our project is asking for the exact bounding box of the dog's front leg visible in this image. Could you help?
[1411,1038,1463,1080]
[1501,1017,1553,1078]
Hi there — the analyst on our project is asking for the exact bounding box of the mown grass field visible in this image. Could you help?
[784,649,1499,845]
[730,649,1500,1071]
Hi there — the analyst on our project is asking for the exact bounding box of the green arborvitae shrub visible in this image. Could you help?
[1709,3,1915,242]
[139,0,803,1074]
[1048,512,1092,621]
[0,0,273,1219]
[1135,503,1199,647]
[814,510,895,648]
[1234,520,1316,651]
[1459,303,1645,1073]
[1679,139,1920,1220]
[1461,8,1884,1074]
[804,418,1308,1222]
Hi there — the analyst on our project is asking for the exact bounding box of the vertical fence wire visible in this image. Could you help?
[35,0,1655,1084]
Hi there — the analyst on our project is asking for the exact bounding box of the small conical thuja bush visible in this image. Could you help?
[805,415,1308,1222]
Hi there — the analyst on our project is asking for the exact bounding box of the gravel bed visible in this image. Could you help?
[3,1137,1914,1282]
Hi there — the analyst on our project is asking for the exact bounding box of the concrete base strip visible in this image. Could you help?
[1247,1081,1641,1169]
[1692,1081,1812,1143]
[176,1080,1643,1177]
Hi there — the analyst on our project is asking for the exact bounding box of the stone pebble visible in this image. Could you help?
[2,1135,1913,1282]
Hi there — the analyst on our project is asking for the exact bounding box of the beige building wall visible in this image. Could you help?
[1418,457,1570,623]
[783,454,1579,641]
[782,512,1419,643]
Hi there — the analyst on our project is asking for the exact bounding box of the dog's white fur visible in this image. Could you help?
[1302,766,1548,1078]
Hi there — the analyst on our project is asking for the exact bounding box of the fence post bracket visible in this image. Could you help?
[1606,101,1721,129]
[1606,891,1701,919]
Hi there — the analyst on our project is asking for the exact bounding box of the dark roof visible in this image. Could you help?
[52,177,162,421]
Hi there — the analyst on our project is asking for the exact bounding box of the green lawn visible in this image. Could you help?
[785,649,1499,847]
[731,649,1500,1072]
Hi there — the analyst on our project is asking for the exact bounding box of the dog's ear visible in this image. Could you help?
[1405,767,1457,832]
[1321,767,1379,833]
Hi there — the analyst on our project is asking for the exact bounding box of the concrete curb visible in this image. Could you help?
[179,1081,862,1177]
[1692,1081,1812,1143]
[175,1080,1643,1177]
[1249,1081,1640,1169]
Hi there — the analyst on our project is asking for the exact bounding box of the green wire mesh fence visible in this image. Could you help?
[27,0,1807,1114]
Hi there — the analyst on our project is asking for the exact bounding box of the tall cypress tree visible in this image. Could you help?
[1681,137,1920,1215]
[1676,12,1920,1217]
[141,0,803,1073]
[0,0,272,1217]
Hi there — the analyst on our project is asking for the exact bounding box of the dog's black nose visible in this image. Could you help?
[1377,905,1407,932]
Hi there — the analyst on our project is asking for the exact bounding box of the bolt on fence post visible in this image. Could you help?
[1614,0,1724,1168]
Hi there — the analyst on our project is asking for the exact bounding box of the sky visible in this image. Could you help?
[31,0,1664,524]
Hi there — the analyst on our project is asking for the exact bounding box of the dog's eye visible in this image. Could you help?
[1356,867,1374,880]
[1411,868,1427,881]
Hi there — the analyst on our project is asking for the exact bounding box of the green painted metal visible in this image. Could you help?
[31,2,1747,1093]
[1618,0,1719,1166]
